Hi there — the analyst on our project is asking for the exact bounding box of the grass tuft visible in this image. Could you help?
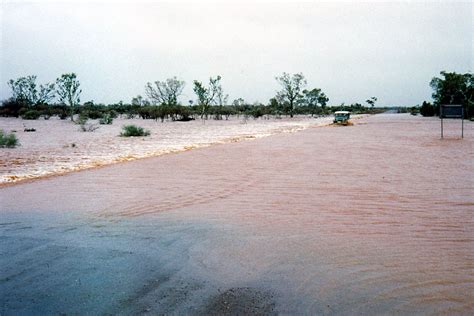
[0,130,19,148]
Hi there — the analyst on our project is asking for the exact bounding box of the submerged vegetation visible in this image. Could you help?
[99,113,114,125]
[0,130,19,148]
[0,72,379,122]
[120,124,150,137]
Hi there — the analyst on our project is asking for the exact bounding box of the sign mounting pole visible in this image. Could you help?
[440,105,464,139]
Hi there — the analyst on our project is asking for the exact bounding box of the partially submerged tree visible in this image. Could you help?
[8,75,55,105]
[318,92,329,109]
[145,77,185,106]
[275,72,307,117]
[38,84,56,104]
[8,76,37,104]
[214,80,229,120]
[56,73,82,121]
[302,88,329,116]
[193,75,222,119]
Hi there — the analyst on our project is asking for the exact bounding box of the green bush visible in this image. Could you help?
[52,107,69,119]
[0,130,19,148]
[248,106,265,119]
[99,114,114,125]
[0,98,28,117]
[48,105,69,119]
[21,109,41,120]
[81,110,103,120]
[76,114,89,126]
[107,110,118,119]
[120,124,150,137]
[409,106,419,116]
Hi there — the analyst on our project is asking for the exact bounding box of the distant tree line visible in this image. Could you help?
[3,73,81,121]
[1,72,384,121]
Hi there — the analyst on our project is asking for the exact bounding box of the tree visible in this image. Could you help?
[8,76,37,104]
[275,72,307,117]
[193,75,222,119]
[366,96,377,108]
[7,75,55,105]
[214,80,229,120]
[430,71,473,118]
[318,92,329,109]
[131,95,143,106]
[56,73,82,121]
[131,95,150,106]
[232,98,245,107]
[145,77,185,106]
[302,88,329,116]
[303,88,321,116]
[420,101,435,117]
[37,83,56,104]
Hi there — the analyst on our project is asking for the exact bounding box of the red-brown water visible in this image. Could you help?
[1,114,473,314]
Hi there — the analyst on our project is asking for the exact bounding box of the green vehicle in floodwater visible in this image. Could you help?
[334,111,351,124]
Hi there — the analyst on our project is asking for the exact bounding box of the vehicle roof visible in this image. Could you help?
[335,111,350,114]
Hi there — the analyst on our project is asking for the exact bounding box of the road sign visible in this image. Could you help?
[440,105,464,138]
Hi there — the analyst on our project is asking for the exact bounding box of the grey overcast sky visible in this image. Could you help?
[1,1,472,106]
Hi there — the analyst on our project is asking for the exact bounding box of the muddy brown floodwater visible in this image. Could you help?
[0,115,337,184]
[1,114,473,315]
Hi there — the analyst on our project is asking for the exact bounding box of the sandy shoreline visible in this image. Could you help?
[1,115,364,185]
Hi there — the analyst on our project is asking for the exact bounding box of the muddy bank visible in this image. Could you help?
[1,114,473,314]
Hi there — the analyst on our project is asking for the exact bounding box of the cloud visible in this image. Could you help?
[1,1,472,106]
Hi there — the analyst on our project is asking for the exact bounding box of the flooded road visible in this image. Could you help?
[1,114,473,314]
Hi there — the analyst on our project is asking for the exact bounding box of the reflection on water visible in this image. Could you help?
[1,114,473,314]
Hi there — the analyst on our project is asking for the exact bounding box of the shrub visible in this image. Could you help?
[76,115,99,132]
[219,106,236,120]
[59,111,69,120]
[137,106,165,121]
[48,105,69,119]
[0,98,28,117]
[107,110,118,119]
[80,110,104,120]
[21,109,41,120]
[248,106,265,119]
[120,124,150,137]
[79,123,100,132]
[76,114,88,125]
[409,106,419,116]
[99,114,114,125]
[0,130,19,148]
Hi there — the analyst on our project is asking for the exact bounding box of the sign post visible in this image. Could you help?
[440,105,464,139]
